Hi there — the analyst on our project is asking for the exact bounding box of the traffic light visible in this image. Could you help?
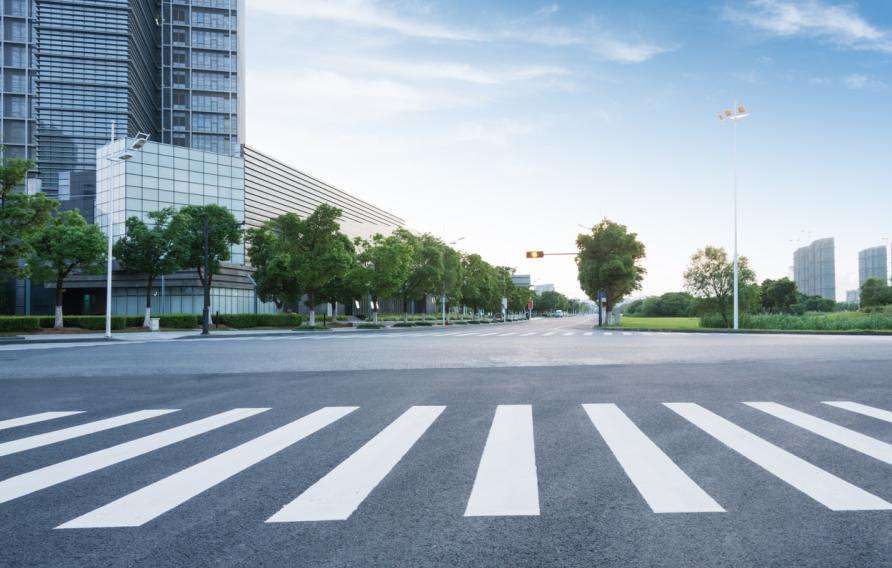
[526,251,545,259]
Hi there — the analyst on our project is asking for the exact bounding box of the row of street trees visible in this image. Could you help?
[1,152,242,327]
[247,205,531,325]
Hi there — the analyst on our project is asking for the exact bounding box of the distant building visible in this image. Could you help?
[793,238,836,300]
[534,283,555,294]
[858,246,888,286]
[846,289,861,304]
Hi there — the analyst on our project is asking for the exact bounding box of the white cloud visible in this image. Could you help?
[251,0,478,41]
[725,0,892,53]
[336,58,571,85]
[843,73,888,91]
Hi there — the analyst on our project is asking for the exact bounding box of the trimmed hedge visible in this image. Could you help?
[414,321,434,326]
[392,322,415,327]
[701,312,892,331]
[159,314,200,329]
[0,316,41,332]
[357,323,384,329]
[214,313,303,328]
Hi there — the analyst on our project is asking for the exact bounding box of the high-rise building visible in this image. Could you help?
[161,0,244,156]
[0,0,242,198]
[793,238,836,300]
[858,245,888,286]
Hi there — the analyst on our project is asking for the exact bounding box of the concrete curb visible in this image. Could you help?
[0,336,122,345]
[605,327,892,336]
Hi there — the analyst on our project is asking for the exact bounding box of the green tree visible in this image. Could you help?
[247,213,305,311]
[291,204,354,326]
[683,245,756,327]
[352,233,412,324]
[173,204,243,322]
[860,277,892,309]
[460,253,488,315]
[441,244,464,318]
[113,208,184,327]
[760,278,799,313]
[26,210,106,328]
[396,229,444,322]
[0,156,57,284]
[535,290,571,314]
[576,219,646,325]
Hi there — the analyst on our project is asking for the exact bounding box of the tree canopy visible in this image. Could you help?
[174,204,242,291]
[860,277,892,309]
[576,219,646,317]
[683,245,757,327]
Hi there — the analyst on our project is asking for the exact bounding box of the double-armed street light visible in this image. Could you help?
[717,102,750,331]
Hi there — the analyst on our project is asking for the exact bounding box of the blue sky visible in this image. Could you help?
[245,1,892,301]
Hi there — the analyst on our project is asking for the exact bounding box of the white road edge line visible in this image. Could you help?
[465,405,539,517]
[583,404,723,514]
[267,406,445,522]
[58,407,358,528]
[665,403,892,511]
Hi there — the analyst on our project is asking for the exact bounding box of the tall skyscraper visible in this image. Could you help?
[161,0,244,156]
[793,238,836,300]
[858,246,888,285]
[0,0,243,198]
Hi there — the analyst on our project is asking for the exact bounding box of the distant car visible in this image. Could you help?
[554,309,563,318]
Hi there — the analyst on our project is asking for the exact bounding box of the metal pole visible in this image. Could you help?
[202,216,210,335]
[732,102,739,331]
[160,274,165,315]
[104,120,115,339]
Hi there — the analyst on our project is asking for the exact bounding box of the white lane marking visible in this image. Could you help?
[603,332,614,336]
[584,332,593,336]
[622,332,633,336]
[0,409,179,457]
[823,401,892,424]
[520,332,537,336]
[583,404,723,514]
[498,332,518,337]
[478,332,499,337]
[267,406,445,522]
[0,411,84,431]
[464,405,539,517]
[58,407,358,528]
[455,332,481,336]
[665,403,892,511]
[0,408,268,505]
[642,332,653,336]
[563,332,575,336]
[745,402,892,466]
[543,332,556,337]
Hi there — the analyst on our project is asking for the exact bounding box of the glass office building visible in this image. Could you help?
[161,0,244,156]
[793,238,836,300]
[858,246,888,286]
[0,0,36,164]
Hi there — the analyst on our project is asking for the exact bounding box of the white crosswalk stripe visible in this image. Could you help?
[58,407,357,528]
[465,405,539,517]
[745,402,892,466]
[665,403,892,511]
[584,404,723,513]
[519,332,537,336]
[267,406,445,522]
[543,332,556,336]
[0,411,84,431]
[563,332,575,336]
[0,408,267,505]
[823,401,892,424]
[584,332,593,336]
[498,332,518,337]
[0,409,179,457]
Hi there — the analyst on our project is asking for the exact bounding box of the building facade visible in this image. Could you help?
[1,0,36,164]
[858,245,888,286]
[793,238,836,300]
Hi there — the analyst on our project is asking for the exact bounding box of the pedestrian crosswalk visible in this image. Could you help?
[1,401,891,529]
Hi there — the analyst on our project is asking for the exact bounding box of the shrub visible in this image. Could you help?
[336,315,348,321]
[467,320,481,324]
[214,313,303,328]
[159,314,199,328]
[450,321,469,325]
[357,323,384,329]
[0,316,41,332]
[393,322,415,327]
[701,312,892,331]
[414,321,434,326]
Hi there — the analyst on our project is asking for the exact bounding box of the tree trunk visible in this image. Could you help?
[372,294,379,324]
[143,276,155,328]
[308,291,316,326]
[54,276,64,329]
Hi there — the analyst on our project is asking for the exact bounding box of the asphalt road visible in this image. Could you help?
[2,316,892,567]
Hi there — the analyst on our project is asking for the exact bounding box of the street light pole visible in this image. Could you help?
[104,121,115,339]
[718,102,749,330]
[442,236,464,326]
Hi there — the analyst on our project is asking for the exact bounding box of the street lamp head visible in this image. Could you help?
[130,132,150,150]
[724,109,733,117]
[738,105,747,114]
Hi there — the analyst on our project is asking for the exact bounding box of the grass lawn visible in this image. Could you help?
[613,317,702,330]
